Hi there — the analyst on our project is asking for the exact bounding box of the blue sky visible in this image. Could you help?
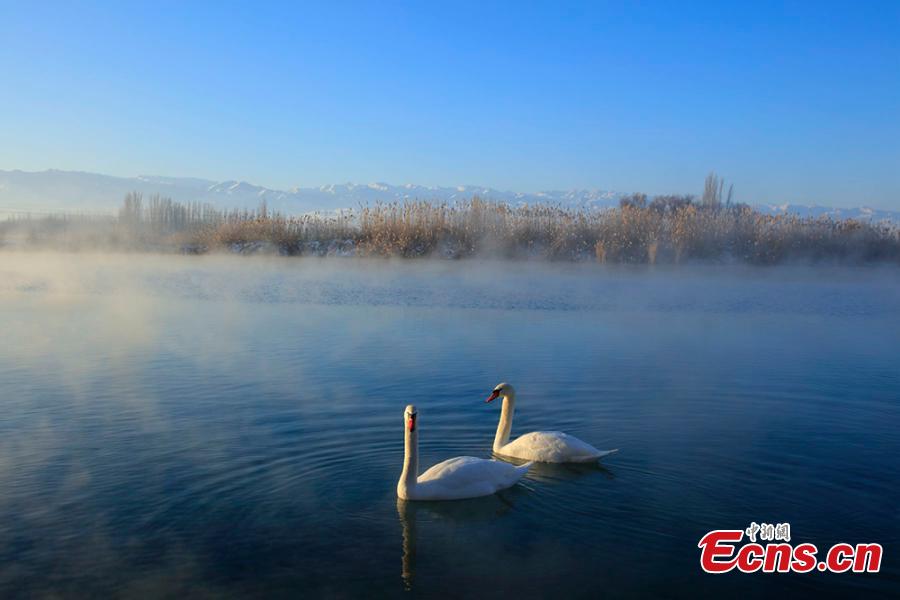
[1,1,898,207]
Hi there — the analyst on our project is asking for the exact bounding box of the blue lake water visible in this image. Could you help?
[1,254,898,598]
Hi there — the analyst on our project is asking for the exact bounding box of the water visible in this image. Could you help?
[1,254,898,598]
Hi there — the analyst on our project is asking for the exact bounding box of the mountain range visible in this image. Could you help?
[1,169,897,223]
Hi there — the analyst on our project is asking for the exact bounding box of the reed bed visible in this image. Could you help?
[357,198,900,264]
[3,190,899,265]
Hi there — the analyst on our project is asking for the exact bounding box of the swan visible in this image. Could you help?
[397,405,531,501]
[486,382,618,463]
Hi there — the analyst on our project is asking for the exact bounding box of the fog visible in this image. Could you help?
[3,250,898,312]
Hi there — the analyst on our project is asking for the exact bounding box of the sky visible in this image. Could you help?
[1,1,898,208]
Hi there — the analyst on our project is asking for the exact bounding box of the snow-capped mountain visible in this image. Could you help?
[0,169,897,222]
[0,169,628,215]
[755,203,900,223]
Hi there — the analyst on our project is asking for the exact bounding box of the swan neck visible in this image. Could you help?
[493,392,515,452]
[398,426,418,498]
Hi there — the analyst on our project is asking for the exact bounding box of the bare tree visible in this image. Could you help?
[701,172,733,209]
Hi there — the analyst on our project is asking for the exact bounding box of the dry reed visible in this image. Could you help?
[3,190,899,265]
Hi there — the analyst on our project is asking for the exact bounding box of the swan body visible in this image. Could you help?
[410,456,531,501]
[398,405,531,501]
[496,431,618,463]
[487,383,618,464]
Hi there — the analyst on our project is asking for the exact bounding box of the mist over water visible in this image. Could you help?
[1,253,898,598]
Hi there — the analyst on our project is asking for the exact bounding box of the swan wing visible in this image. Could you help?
[500,431,618,463]
[414,457,531,500]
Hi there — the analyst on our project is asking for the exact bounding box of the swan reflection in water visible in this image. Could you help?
[397,498,418,590]
[396,459,616,590]
[494,454,617,484]
[396,490,523,591]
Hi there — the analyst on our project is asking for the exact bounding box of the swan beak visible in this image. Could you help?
[485,390,500,403]
[407,414,416,432]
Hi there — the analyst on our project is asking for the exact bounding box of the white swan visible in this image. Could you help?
[486,383,618,463]
[397,405,531,501]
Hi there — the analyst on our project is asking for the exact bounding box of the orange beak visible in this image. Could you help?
[485,390,500,403]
